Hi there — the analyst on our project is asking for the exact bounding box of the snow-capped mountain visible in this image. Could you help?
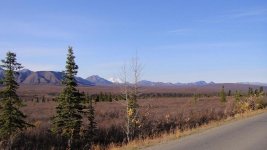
[108,77,123,84]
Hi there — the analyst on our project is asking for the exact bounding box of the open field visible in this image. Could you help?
[5,84,266,101]
[1,84,266,149]
[16,95,248,149]
[21,96,235,129]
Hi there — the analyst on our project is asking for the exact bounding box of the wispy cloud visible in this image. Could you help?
[229,8,267,18]
[198,8,267,23]
[154,41,252,50]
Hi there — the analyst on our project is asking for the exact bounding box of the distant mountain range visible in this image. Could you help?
[137,80,215,87]
[0,67,266,87]
[0,68,93,85]
[237,82,267,87]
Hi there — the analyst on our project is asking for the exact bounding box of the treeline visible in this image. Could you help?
[248,87,264,96]
[29,88,266,103]
[85,92,214,102]
[25,92,218,103]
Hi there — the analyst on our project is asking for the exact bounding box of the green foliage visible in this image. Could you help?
[90,92,115,102]
[0,52,33,141]
[247,87,264,97]
[248,87,254,96]
[220,86,226,102]
[259,86,264,93]
[234,90,242,102]
[254,89,259,96]
[51,47,84,148]
[84,95,97,149]
[228,90,232,96]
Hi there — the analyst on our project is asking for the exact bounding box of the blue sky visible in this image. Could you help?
[0,0,266,83]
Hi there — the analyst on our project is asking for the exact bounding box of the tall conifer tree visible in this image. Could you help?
[0,52,32,147]
[51,47,83,148]
[84,95,97,149]
[220,85,226,102]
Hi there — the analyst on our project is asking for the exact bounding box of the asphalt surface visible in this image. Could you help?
[145,112,267,150]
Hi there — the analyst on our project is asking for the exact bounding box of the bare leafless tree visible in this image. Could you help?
[118,53,143,142]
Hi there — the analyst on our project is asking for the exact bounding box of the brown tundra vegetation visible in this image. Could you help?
[2,85,265,149]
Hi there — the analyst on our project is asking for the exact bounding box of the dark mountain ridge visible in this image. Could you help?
[0,68,93,86]
[0,67,266,87]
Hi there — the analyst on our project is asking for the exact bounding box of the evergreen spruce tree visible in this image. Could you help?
[0,52,33,147]
[259,86,264,93]
[220,85,226,102]
[248,87,254,96]
[254,89,259,97]
[234,90,241,102]
[108,92,112,102]
[228,90,232,96]
[51,47,83,149]
[84,95,97,149]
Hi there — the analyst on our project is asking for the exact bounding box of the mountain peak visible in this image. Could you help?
[108,77,123,84]
[209,81,215,84]
[86,75,113,85]
[194,81,207,85]
[88,75,101,79]
[19,69,32,73]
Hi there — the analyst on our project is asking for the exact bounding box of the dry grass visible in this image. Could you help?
[110,108,267,150]
[1,85,265,149]
[1,84,262,101]
[15,96,238,149]
[20,96,234,131]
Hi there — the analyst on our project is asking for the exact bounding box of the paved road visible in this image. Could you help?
[145,112,267,150]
